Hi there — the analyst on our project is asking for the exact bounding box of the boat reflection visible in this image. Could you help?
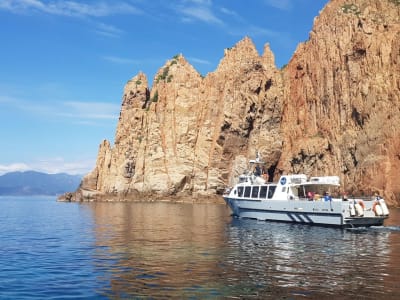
[227,217,397,298]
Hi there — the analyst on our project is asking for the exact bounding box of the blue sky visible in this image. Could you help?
[0,0,328,175]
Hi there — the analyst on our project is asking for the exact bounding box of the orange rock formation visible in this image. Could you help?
[72,0,400,205]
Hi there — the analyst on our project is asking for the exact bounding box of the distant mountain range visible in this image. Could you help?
[0,171,82,196]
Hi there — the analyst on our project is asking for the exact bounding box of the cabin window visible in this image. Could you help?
[268,186,276,199]
[252,186,259,198]
[282,187,286,193]
[244,186,251,198]
[237,186,244,197]
[260,186,268,198]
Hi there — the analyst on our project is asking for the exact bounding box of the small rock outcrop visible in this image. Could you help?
[71,0,400,205]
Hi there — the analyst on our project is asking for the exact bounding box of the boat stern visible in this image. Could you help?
[343,216,388,227]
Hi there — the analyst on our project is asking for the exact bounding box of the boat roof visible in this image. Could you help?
[249,159,265,164]
[288,175,340,186]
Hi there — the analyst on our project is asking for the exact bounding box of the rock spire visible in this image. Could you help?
[71,0,400,205]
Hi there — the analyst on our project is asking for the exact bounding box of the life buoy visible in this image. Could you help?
[372,201,383,216]
[357,199,365,210]
[379,199,390,216]
[354,200,365,217]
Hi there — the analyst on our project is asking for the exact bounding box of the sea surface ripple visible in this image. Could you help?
[1,196,400,299]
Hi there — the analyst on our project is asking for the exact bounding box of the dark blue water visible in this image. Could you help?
[1,196,400,299]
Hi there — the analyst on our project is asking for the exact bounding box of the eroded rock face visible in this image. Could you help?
[74,0,400,205]
[278,0,400,204]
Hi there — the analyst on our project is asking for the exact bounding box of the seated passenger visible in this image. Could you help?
[323,191,332,201]
[307,191,314,201]
[254,164,261,176]
[342,192,349,201]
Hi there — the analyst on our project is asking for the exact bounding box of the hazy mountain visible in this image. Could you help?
[0,171,82,196]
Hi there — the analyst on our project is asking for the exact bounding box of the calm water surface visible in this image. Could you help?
[1,196,400,299]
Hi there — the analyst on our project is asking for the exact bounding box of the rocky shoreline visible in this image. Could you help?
[68,0,400,206]
[58,190,225,205]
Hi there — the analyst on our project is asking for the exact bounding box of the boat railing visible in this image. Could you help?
[346,196,381,202]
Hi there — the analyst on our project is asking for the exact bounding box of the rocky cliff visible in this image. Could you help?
[71,0,400,205]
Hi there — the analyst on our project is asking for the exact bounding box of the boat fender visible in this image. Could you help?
[349,203,356,217]
[372,201,383,216]
[379,199,389,216]
[355,200,365,217]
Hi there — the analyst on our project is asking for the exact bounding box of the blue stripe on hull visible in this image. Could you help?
[223,197,386,227]
[236,207,343,226]
[224,197,343,226]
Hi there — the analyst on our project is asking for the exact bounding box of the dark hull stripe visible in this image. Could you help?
[237,206,343,218]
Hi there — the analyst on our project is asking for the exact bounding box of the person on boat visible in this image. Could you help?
[254,164,261,176]
[307,191,314,201]
[374,192,381,201]
[323,191,332,201]
[261,165,268,180]
[342,192,348,201]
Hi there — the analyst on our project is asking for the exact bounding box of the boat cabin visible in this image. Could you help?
[273,175,340,201]
[234,184,277,200]
[230,174,340,201]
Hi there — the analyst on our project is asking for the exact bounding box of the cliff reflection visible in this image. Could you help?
[85,201,233,298]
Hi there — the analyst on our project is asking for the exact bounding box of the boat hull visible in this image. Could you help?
[224,197,387,228]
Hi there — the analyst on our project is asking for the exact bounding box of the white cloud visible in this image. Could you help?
[31,157,95,175]
[0,163,30,175]
[0,0,142,17]
[0,158,95,175]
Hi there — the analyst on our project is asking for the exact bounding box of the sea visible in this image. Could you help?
[1,196,400,299]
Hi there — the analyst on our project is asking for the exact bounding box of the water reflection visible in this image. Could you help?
[84,202,233,298]
[84,202,400,299]
[227,220,394,298]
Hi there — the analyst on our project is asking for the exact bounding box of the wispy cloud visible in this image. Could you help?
[102,55,141,65]
[264,0,293,11]
[227,24,279,38]
[31,157,95,175]
[180,6,223,25]
[0,1,142,39]
[0,157,95,175]
[0,0,142,17]
[94,22,124,38]
[188,57,211,65]
[61,101,119,120]
[0,94,119,122]
[219,6,243,21]
[0,95,15,104]
[177,0,223,25]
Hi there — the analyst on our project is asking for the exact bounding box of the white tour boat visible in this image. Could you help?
[223,155,390,228]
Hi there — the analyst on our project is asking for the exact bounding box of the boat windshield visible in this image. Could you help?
[297,183,340,199]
